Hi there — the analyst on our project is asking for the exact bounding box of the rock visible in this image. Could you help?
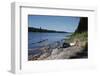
[62,43,70,48]
[45,46,83,59]
[51,48,62,55]
[38,53,50,60]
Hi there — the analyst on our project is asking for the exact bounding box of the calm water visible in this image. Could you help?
[28,32,71,49]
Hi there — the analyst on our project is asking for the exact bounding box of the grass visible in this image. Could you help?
[64,32,88,47]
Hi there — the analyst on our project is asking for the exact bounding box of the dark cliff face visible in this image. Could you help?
[75,17,88,33]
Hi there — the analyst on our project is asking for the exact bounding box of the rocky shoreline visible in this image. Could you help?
[28,39,87,60]
[28,17,88,61]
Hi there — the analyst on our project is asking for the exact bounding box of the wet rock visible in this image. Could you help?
[62,43,70,48]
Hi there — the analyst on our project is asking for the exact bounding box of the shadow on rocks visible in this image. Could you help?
[69,43,88,59]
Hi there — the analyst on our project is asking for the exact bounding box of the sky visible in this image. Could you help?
[28,15,80,32]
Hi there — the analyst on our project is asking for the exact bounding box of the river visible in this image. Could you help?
[28,32,71,55]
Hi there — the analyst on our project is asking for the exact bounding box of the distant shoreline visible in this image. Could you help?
[28,27,72,33]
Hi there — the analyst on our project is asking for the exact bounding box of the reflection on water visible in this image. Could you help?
[28,32,71,49]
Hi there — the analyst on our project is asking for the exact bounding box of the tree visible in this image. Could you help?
[75,17,88,33]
